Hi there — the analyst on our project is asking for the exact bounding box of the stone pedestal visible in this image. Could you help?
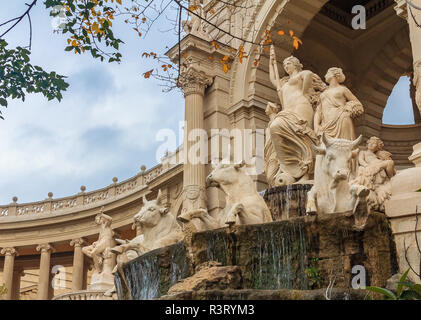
[385,142,421,284]
[88,272,115,291]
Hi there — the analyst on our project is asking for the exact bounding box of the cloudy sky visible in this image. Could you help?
[0,1,415,204]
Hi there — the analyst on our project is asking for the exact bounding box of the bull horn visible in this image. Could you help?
[311,142,326,155]
[142,194,148,204]
[351,135,363,150]
[156,189,164,205]
[234,161,245,170]
[321,133,334,147]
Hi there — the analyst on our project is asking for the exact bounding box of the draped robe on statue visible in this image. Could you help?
[269,110,318,182]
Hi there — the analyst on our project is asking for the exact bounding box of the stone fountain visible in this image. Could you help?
[112,60,402,300]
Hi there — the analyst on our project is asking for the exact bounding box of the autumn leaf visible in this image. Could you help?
[143,69,153,79]
[277,30,285,36]
[222,63,230,73]
[116,0,122,4]
[292,36,303,50]
[289,30,294,37]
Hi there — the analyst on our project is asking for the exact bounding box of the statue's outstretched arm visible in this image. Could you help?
[269,45,280,89]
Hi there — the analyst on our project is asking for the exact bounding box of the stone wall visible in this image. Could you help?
[116,211,397,299]
[191,212,398,290]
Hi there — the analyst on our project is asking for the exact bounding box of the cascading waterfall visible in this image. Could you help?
[115,241,190,300]
[263,184,312,220]
[199,218,310,290]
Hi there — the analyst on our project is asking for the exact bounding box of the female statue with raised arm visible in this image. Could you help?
[314,67,364,140]
[268,45,326,186]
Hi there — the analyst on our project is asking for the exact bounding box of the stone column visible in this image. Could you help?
[178,68,213,215]
[395,0,421,114]
[12,268,24,300]
[70,238,86,291]
[36,243,54,300]
[0,247,18,300]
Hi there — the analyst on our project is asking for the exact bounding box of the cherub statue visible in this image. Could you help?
[352,137,396,212]
[82,207,116,290]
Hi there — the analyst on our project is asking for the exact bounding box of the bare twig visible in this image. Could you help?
[0,0,38,40]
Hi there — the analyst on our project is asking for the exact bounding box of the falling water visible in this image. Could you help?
[199,218,311,290]
[115,241,191,300]
[249,220,309,290]
[263,184,312,221]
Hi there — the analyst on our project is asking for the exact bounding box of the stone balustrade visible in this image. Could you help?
[0,162,177,219]
[52,290,114,300]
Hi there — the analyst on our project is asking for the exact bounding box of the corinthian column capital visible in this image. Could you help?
[1,247,18,257]
[178,68,213,97]
[36,243,55,254]
[70,238,87,248]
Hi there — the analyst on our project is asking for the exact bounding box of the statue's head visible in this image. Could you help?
[367,136,384,152]
[325,67,346,84]
[265,102,279,117]
[283,56,302,75]
[133,190,169,228]
[95,210,112,227]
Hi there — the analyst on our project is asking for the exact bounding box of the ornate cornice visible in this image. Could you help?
[1,247,18,256]
[36,243,55,254]
[70,238,87,247]
[178,68,213,97]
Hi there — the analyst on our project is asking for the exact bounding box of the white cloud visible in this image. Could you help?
[0,2,184,203]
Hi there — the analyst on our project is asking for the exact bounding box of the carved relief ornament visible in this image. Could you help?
[178,68,213,97]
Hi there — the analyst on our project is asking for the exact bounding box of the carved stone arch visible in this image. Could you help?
[229,0,329,107]
[356,26,413,122]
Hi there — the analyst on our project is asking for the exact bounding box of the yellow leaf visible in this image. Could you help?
[277,30,285,36]
[116,0,122,4]
[289,30,294,37]
[222,63,230,73]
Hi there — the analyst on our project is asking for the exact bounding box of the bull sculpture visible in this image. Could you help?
[111,190,183,269]
[306,134,369,220]
[205,162,273,226]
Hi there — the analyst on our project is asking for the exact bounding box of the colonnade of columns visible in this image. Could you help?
[1,238,88,300]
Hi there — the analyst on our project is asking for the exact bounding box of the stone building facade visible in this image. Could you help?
[1,0,421,299]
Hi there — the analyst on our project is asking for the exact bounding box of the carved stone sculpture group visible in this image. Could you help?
[81,47,398,287]
[265,45,395,219]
